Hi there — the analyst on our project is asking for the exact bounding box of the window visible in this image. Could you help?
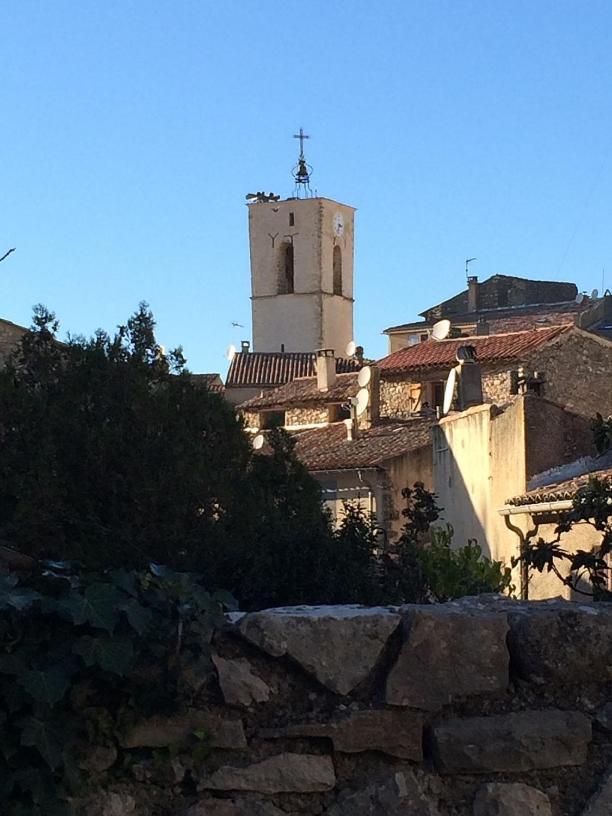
[333,245,342,295]
[260,410,285,429]
[289,212,295,226]
[328,403,350,422]
[279,243,294,294]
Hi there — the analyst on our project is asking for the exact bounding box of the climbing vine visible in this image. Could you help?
[0,561,235,814]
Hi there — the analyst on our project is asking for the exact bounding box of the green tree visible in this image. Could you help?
[0,304,251,571]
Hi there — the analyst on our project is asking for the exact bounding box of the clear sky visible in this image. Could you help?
[3,1,612,373]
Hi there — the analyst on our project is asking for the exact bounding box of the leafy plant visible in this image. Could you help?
[382,483,513,603]
[0,562,235,814]
[592,413,612,455]
[514,475,612,599]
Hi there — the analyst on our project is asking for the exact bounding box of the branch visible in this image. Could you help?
[0,248,15,263]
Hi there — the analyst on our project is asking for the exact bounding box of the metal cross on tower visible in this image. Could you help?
[292,127,313,198]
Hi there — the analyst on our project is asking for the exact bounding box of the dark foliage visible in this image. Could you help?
[0,562,234,814]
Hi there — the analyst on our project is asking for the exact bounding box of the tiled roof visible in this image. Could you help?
[384,299,589,335]
[190,373,225,393]
[507,466,612,507]
[226,351,360,388]
[293,418,436,471]
[377,325,571,375]
[239,372,359,410]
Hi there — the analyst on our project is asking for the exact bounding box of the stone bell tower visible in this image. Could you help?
[247,130,355,354]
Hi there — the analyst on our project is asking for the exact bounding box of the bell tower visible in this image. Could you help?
[247,130,355,354]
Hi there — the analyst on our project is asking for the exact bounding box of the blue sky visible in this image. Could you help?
[3,1,612,372]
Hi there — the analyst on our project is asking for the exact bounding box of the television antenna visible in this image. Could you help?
[432,319,451,342]
[225,344,237,361]
[345,339,357,357]
[252,434,265,451]
[357,366,371,388]
[465,257,477,280]
[442,367,457,415]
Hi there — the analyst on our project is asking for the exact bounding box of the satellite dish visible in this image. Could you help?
[432,319,451,341]
[575,292,585,305]
[252,434,264,451]
[442,367,457,415]
[591,288,599,300]
[345,340,356,357]
[357,366,371,387]
[225,343,237,361]
[355,388,370,417]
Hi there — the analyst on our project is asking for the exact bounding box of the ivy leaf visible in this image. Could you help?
[0,654,26,675]
[19,666,71,705]
[211,589,239,612]
[12,767,55,804]
[0,586,42,612]
[73,635,134,676]
[119,598,154,635]
[20,716,66,770]
[60,583,122,632]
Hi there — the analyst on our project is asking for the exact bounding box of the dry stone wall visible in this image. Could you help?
[82,598,612,816]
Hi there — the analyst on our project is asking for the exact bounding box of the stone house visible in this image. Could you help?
[377,325,612,420]
[239,352,435,536]
[432,392,612,599]
[383,274,612,353]
[501,460,612,600]
[225,345,360,406]
[0,317,28,364]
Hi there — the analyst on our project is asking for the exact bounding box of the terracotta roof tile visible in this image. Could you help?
[507,466,612,506]
[190,373,225,393]
[226,352,360,388]
[293,418,436,471]
[239,372,360,410]
[377,325,571,375]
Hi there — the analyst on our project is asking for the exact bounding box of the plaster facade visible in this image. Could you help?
[249,197,354,353]
[433,396,597,598]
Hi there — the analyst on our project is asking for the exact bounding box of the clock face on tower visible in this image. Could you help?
[333,212,344,237]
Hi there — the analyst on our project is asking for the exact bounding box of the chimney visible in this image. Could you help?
[467,276,479,312]
[476,317,489,336]
[316,348,336,392]
[241,340,250,353]
[456,346,483,409]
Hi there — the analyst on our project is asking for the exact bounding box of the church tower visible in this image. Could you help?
[248,131,355,354]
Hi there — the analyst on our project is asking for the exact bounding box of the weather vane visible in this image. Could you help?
[292,127,313,198]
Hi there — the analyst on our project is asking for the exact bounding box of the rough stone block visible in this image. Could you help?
[213,654,272,707]
[185,797,287,816]
[582,765,612,816]
[385,605,509,709]
[119,709,246,750]
[473,782,552,815]
[272,709,424,760]
[507,603,612,685]
[431,710,591,773]
[237,606,401,695]
[202,753,336,793]
[325,770,440,815]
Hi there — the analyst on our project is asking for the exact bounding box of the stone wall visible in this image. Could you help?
[482,365,513,405]
[285,406,330,427]
[82,598,612,816]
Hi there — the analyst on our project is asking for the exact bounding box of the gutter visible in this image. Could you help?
[498,499,573,516]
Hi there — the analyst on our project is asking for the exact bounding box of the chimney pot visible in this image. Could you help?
[316,348,336,391]
[467,276,479,312]
[241,340,250,352]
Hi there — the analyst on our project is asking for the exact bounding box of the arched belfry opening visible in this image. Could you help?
[279,242,294,294]
[333,245,342,295]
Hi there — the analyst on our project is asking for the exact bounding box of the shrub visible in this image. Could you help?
[0,561,234,814]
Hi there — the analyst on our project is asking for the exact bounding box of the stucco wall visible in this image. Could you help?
[433,396,600,598]
[249,198,354,354]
